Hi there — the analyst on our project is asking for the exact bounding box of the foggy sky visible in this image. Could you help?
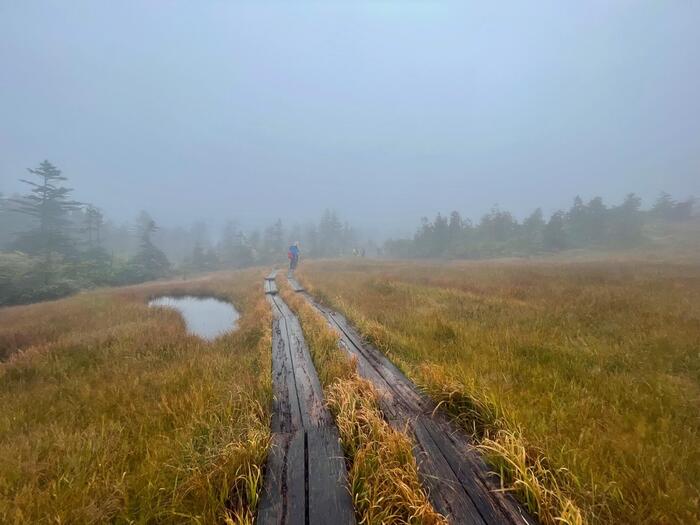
[1,1,699,237]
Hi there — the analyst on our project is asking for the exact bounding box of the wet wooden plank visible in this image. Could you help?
[267,270,278,280]
[307,426,356,525]
[286,431,306,525]
[269,309,303,434]
[265,279,278,295]
[257,431,306,525]
[412,418,486,524]
[272,295,331,428]
[421,418,508,525]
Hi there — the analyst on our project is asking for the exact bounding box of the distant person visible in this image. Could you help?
[288,242,300,271]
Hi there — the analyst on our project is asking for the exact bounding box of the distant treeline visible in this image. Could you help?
[0,160,359,305]
[385,193,696,259]
[2,160,696,305]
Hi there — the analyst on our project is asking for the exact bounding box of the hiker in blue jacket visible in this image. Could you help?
[288,242,300,271]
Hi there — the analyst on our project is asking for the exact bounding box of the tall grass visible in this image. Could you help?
[279,282,445,524]
[418,364,583,525]
[326,377,446,525]
[0,270,272,524]
[297,259,700,524]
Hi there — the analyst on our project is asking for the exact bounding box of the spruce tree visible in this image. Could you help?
[11,160,82,280]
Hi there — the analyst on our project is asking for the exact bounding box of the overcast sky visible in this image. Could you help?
[1,1,699,236]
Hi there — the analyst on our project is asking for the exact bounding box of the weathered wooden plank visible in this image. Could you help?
[267,269,278,280]
[288,276,305,292]
[412,417,487,524]
[307,426,356,525]
[286,430,307,525]
[269,307,303,434]
[272,296,331,428]
[420,418,509,525]
[257,431,306,525]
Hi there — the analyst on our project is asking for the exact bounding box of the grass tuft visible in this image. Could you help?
[327,377,447,525]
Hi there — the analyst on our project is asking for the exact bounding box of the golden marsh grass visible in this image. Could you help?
[0,269,272,524]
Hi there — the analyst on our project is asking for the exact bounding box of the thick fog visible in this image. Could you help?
[1,1,699,237]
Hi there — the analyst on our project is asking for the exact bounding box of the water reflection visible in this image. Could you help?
[149,296,239,340]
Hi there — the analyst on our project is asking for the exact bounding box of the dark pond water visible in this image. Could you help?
[148,296,240,340]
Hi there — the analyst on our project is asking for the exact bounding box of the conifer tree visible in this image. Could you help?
[128,212,170,281]
[11,160,82,280]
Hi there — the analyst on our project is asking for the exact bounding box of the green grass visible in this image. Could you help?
[0,270,272,524]
[297,259,700,524]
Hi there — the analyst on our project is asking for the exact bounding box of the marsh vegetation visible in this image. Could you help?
[0,269,271,523]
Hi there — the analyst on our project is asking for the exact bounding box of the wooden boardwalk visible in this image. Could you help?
[258,271,355,525]
[264,271,278,295]
[287,274,305,292]
[293,278,536,525]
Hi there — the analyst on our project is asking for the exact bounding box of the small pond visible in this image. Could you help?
[148,296,240,341]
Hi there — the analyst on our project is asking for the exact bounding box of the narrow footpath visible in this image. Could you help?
[257,271,355,525]
[287,275,536,525]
